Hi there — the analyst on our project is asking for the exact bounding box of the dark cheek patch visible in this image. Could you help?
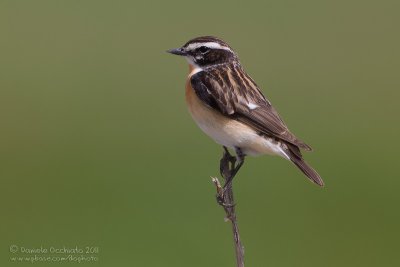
[195,49,231,66]
[207,51,222,62]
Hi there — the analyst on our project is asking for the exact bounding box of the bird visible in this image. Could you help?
[167,36,324,187]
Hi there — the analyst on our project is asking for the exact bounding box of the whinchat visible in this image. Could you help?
[167,36,324,186]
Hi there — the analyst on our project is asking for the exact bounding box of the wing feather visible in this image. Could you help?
[190,65,312,151]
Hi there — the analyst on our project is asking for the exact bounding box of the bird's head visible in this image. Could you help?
[167,36,238,69]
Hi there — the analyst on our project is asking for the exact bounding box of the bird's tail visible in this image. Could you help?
[285,144,324,187]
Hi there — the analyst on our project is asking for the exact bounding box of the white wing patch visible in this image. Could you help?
[247,102,259,110]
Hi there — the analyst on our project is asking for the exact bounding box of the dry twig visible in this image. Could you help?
[212,147,245,267]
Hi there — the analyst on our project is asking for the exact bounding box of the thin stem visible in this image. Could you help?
[212,147,245,267]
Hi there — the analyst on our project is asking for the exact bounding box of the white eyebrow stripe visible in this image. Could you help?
[186,42,232,52]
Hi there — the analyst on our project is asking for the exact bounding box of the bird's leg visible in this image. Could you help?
[220,146,236,178]
[223,147,245,191]
[216,146,235,206]
[233,147,245,175]
[216,146,246,206]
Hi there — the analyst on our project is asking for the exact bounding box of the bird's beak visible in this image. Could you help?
[166,47,187,56]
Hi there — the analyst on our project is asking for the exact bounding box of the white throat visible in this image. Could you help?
[186,57,203,75]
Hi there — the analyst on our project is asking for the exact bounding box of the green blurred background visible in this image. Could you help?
[1,0,399,266]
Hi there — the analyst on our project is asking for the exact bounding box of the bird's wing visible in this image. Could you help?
[190,65,312,151]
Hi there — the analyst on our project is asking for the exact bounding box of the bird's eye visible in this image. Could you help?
[198,46,209,53]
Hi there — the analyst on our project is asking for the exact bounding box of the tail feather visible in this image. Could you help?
[285,143,324,187]
[295,140,313,152]
[291,156,324,187]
